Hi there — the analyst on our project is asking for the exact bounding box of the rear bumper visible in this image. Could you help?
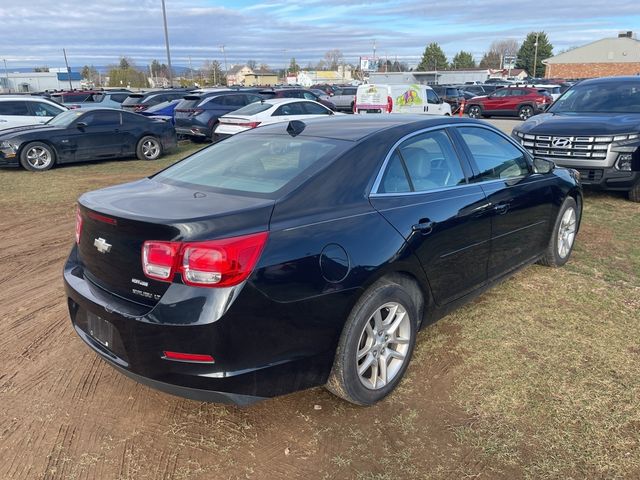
[63,245,343,404]
[175,126,208,138]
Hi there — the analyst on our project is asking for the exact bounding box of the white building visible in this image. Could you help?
[0,69,83,93]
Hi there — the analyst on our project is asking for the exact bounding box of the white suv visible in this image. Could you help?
[0,96,67,130]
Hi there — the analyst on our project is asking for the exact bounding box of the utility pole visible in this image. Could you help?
[2,59,9,93]
[188,56,194,84]
[219,45,228,79]
[533,32,540,78]
[62,48,73,90]
[373,39,376,70]
[161,0,174,87]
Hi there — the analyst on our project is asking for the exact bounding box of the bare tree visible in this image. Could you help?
[490,39,520,66]
[323,49,344,70]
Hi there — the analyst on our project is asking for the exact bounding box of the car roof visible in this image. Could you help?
[0,95,60,103]
[576,76,640,85]
[247,115,483,142]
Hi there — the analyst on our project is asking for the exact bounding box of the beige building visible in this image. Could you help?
[226,65,254,86]
[543,32,640,79]
[243,72,279,86]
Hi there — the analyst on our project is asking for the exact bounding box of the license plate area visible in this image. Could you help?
[87,312,115,350]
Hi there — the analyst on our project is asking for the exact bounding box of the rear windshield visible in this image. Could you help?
[228,102,271,116]
[122,94,145,106]
[53,93,96,103]
[154,134,349,196]
[549,81,640,114]
[176,97,202,110]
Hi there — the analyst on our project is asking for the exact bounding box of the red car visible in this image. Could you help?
[466,87,553,120]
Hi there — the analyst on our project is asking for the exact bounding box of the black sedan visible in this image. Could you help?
[0,109,177,171]
[64,116,582,406]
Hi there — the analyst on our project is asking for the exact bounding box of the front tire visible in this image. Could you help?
[538,197,579,267]
[136,136,162,161]
[20,142,56,171]
[326,280,418,405]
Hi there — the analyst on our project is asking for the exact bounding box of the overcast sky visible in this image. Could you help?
[1,0,638,70]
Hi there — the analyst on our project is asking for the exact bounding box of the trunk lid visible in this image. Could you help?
[77,178,275,306]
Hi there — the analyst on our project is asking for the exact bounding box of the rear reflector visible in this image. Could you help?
[86,210,117,225]
[162,351,215,363]
[142,232,269,288]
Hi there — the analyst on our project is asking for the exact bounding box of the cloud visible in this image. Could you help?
[0,0,638,69]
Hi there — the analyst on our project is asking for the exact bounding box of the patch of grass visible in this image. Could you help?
[0,142,203,210]
[447,192,640,479]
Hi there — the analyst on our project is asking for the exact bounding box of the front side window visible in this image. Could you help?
[378,129,466,193]
[81,111,121,127]
[458,127,529,181]
[273,102,306,116]
[303,92,318,100]
[30,102,63,117]
[302,102,331,115]
[426,90,439,104]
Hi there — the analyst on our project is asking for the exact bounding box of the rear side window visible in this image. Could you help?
[273,102,306,116]
[220,95,247,107]
[122,95,144,106]
[109,93,130,103]
[302,92,317,100]
[0,101,30,115]
[154,135,348,195]
[302,102,331,115]
[458,127,529,181]
[229,102,271,116]
[343,88,357,95]
[379,129,466,193]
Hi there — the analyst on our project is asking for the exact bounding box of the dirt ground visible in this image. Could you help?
[0,201,511,480]
[1,121,639,480]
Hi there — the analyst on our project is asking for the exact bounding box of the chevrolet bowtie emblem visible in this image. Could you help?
[94,237,112,254]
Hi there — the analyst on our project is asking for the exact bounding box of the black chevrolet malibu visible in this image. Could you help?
[64,115,582,406]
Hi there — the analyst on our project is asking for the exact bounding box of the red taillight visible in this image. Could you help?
[134,104,148,111]
[75,207,83,244]
[86,210,117,225]
[353,100,357,113]
[191,108,205,116]
[387,95,393,113]
[142,241,181,281]
[237,121,261,128]
[142,232,269,288]
[162,351,215,364]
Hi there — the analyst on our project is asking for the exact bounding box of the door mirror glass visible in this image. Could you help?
[76,121,88,130]
[533,157,555,174]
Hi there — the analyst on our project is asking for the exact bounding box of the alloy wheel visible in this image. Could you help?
[356,302,411,390]
[519,106,533,120]
[142,139,160,159]
[557,207,577,258]
[468,106,480,118]
[26,146,52,169]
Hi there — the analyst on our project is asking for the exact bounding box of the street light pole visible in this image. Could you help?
[161,0,174,87]
[220,45,228,81]
[62,48,73,90]
[533,32,540,78]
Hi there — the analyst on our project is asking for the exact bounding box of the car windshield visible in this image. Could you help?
[228,102,271,116]
[154,134,350,196]
[45,110,85,127]
[122,95,145,106]
[549,81,640,114]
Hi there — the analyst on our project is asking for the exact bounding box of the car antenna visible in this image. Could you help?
[287,120,306,137]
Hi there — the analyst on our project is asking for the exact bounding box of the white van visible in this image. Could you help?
[0,96,67,130]
[354,84,451,116]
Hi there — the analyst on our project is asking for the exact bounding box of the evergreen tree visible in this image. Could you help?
[417,43,448,71]
[288,58,300,74]
[451,51,476,69]
[516,32,553,77]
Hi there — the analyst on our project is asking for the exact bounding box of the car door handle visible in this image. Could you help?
[412,219,435,235]
[493,202,510,215]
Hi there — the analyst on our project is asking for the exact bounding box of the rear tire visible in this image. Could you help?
[19,142,56,171]
[628,180,640,202]
[518,105,534,120]
[136,136,162,161]
[538,197,579,267]
[326,279,418,405]
[467,105,482,119]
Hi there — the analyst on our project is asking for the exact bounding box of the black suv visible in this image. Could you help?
[174,89,263,141]
[432,86,465,111]
[122,89,195,112]
[513,76,640,202]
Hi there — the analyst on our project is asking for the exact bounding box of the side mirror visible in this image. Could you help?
[76,121,88,130]
[533,157,555,174]
[438,97,444,104]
